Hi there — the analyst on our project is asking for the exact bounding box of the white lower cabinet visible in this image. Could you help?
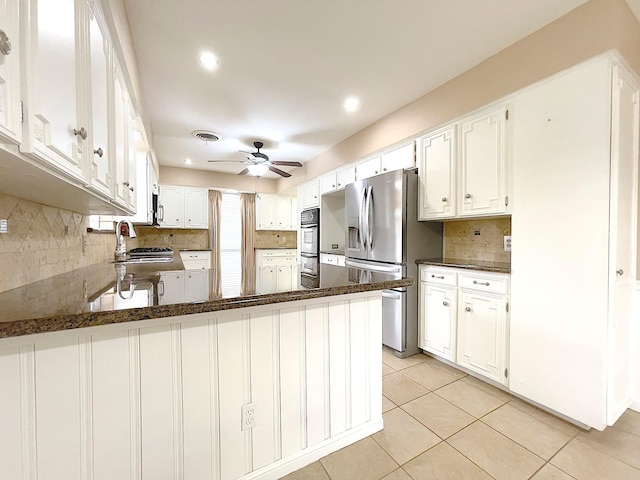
[419,265,509,385]
[256,249,298,293]
[320,253,345,266]
[180,250,212,270]
[158,270,209,304]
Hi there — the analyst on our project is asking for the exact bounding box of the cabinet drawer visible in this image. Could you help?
[420,266,457,286]
[459,272,509,294]
[260,249,296,257]
[321,253,345,266]
[180,251,211,261]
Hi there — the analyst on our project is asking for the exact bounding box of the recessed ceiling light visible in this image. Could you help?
[199,51,219,70]
[184,158,192,165]
[344,96,360,113]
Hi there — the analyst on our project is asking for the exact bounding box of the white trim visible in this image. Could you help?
[239,419,383,480]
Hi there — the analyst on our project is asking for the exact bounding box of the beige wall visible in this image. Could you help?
[159,166,279,194]
[275,0,640,274]
[0,193,113,293]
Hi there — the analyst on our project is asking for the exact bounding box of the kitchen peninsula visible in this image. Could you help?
[0,260,408,480]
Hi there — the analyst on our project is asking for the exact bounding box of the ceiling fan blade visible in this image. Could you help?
[270,161,302,167]
[239,168,250,175]
[268,166,291,178]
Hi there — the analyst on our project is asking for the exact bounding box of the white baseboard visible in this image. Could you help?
[241,419,384,480]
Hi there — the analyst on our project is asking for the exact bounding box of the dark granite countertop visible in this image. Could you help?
[416,258,511,274]
[0,260,411,339]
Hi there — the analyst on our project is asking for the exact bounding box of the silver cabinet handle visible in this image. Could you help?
[465,306,471,312]
[74,127,88,140]
[473,280,490,286]
[616,269,624,276]
[441,197,447,202]
[158,204,165,221]
[158,281,165,297]
[0,29,12,55]
[465,193,472,199]
[94,147,104,157]
[443,301,449,307]
[130,186,135,192]
[431,274,445,279]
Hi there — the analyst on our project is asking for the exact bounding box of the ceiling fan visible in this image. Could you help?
[207,141,302,177]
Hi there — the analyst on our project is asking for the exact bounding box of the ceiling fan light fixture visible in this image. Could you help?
[246,164,269,177]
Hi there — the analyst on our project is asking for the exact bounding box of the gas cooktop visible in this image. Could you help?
[128,247,174,258]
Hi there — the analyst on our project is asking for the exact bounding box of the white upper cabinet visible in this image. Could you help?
[381,141,415,173]
[112,70,130,208]
[459,105,508,217]
[256,194,296,230]
[417,125,457,220]
[158,185,208,229]
[417,104,509,220]
[86,4,112,198]
[320,171,337,195]
[300,180,319,208]
[336,164,356,190]
[21,0,86,180]
[0,0,21,144]
[355,154,381,180]
[184,187,207,228]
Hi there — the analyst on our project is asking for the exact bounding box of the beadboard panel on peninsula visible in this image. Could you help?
[0,292,383,480]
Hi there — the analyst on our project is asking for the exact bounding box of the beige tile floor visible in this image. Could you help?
[284,349,640,480]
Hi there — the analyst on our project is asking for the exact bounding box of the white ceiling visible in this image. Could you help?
[124,0,591,180]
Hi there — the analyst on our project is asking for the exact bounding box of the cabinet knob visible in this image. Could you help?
[332,184,335,188]
[130,186,134,192]
[337,183,341,186]
[442,301,449,307]
[375,170,379,174]
[93,147,104,157]
[383,168,387,171]
[123,181,130,187]
[465,306,471,312]
[73,127,88,140]
[465,193,472,199]
[441,197,447,203]
[616,269,624,276]
[0,30,12,55]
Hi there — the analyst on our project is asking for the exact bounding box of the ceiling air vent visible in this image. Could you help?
[191,130,221,143]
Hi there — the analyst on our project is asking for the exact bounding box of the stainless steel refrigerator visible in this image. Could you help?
[345,168,443,357]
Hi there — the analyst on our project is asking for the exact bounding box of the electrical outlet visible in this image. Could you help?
[504,235,512,252]
[241,402,257,431]
[0,219,7,234]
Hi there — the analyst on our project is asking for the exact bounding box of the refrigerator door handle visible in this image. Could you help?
[345,258,403,274]
[359,187,368,250]
[366,185,373,251]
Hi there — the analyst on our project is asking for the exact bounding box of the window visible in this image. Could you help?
[220,193,242,296]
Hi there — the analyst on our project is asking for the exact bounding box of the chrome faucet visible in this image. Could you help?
[114,219,137,261]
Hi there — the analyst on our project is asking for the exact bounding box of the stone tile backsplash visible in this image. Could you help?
[0,193,113,293]
[443,217,511,263]
[129,226,209,250]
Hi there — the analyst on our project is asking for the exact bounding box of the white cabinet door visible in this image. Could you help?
[459,105,508,217]
[22,0,85,181]
[86,5,112,198]
[112,71,131,208]
[417,125,457,219]
[276,196,293,230]
[184,187,208,228]
[157,271,184,305]
[185,270,209,302]
[320,172,337,195]
[277,265,293,291]
[159,185,183,228]
[419,283,457,362]
[256,193,277,229]
[301,181,319,208]
[355,155,381,180]
[381,141,414,173]
[258,266,277,293]
[457,290,507,384]
[0,0,21,144]
[336,165,356,190]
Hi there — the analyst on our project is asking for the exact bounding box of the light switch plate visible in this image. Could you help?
[0,219,7,234]
[504,235,512,252]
